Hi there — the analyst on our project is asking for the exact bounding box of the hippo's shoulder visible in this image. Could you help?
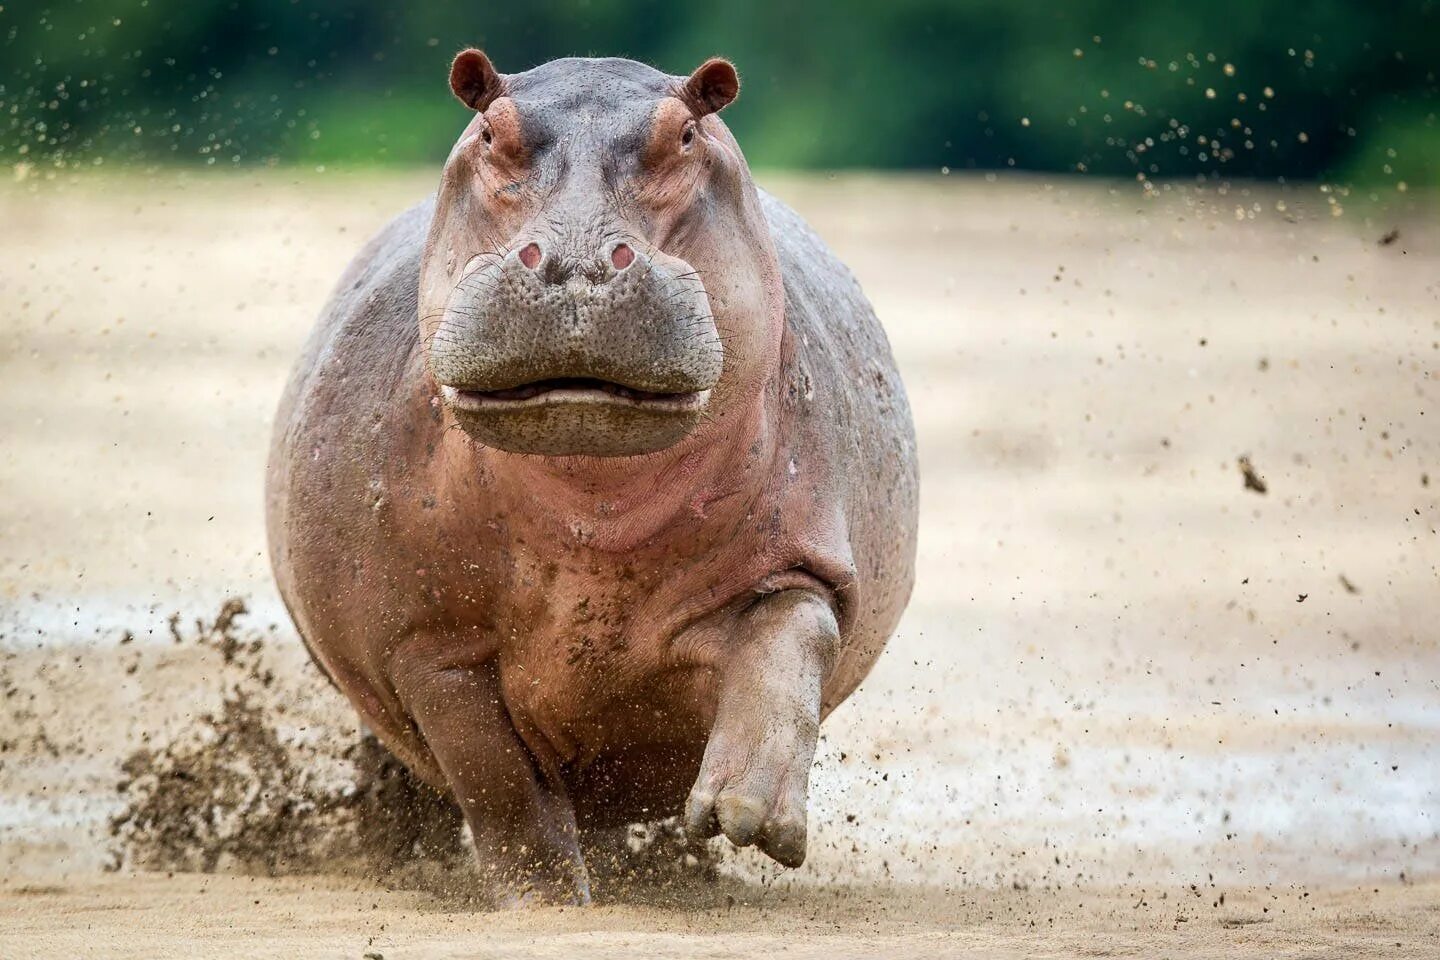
[306,197,433,377]
[756,184,914,466]
[756,189,870,331]
[756,189,837,276]
[756,188,890,365]
[329,196,433,322]
[270,198,434,462]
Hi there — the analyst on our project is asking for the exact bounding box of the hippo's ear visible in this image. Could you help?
[682,58,739,116]
[450,49,505,111]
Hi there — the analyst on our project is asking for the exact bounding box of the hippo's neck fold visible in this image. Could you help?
[470,387,779,554]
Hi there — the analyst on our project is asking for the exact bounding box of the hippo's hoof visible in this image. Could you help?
[684,734,813,868]
[481,865,592,909]
[489,881,592,910]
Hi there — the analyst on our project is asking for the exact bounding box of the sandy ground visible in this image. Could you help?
[1,169,1438,956]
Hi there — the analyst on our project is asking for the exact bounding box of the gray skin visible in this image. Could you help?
[266,52,918,906]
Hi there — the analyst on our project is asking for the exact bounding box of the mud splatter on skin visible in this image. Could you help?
[103,599,717,903]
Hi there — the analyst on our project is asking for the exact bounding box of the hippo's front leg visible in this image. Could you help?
[390,641,590,906]
[684,588,840,867]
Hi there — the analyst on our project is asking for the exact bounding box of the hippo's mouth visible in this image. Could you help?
[441,378,708,413]
[438,377,710,457]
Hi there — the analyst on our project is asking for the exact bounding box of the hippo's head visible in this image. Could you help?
[418,52,783,458]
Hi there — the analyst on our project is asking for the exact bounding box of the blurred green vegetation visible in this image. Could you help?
[3,0,1437,186]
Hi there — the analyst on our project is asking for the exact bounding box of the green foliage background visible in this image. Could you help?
[4,0,1437,185]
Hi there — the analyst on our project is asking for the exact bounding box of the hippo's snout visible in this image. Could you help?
[428,239,724,457]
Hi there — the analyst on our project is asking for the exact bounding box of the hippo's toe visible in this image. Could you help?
[684,788,721,841]
[715,794,768,846]
[760,814,808,868]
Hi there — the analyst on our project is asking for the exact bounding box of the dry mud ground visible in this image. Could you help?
[1,170,1438,957]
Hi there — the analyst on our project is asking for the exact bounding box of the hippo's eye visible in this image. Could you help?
[680,123,696,149]
[481,127,493,146]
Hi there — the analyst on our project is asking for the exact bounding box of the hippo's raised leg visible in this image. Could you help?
[391,646,590,905]
[685,589,839,867]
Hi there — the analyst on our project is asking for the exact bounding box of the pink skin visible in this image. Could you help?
[266,52,917,906]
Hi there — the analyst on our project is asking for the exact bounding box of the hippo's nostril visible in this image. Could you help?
[610,243,635,271]
[519,242,542,270]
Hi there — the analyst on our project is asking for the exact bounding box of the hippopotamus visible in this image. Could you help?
[266,50,917,905]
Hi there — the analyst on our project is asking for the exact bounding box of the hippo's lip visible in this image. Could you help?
[440,379,709,413]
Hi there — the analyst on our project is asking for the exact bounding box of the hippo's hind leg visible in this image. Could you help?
[684,588,839,867]
[391,645,589,906]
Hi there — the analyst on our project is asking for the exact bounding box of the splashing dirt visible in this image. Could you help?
[98,599,716,902]
[105,599,465,881]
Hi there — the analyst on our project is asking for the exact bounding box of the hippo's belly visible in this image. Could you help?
[565,737,710,828]
[491,613,724,828]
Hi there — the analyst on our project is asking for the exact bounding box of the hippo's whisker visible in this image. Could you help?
[661,287,703,305]
[457,277,500,294]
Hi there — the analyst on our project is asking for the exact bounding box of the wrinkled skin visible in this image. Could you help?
[266,52,917,906]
